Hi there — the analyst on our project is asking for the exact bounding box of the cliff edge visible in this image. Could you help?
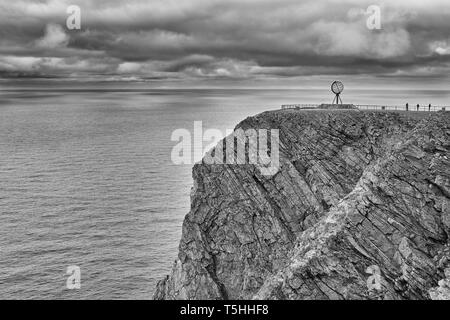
[154,109,450,300]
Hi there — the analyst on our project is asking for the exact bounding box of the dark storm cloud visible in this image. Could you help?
[0,0,449,82]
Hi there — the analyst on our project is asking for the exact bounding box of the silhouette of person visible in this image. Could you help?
[406,103,408,111]
[417,104,419,111]
[429,104,431,112]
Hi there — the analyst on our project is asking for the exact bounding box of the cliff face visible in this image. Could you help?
[154,110,450,300]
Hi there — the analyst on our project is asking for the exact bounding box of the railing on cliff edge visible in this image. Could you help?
[281,104,448,112]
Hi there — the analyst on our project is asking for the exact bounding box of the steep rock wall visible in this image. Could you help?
[154,110,449,300]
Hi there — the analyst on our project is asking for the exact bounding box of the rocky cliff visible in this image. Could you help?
[154,109,450,300]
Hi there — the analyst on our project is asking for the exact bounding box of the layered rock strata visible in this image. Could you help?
[154,110,449,300]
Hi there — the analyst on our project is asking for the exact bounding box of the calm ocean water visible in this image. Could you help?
[0,86,449,299]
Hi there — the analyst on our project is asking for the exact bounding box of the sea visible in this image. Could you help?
[0,84,449,299]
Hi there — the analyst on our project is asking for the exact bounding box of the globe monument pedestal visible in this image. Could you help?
[318,81,357,109]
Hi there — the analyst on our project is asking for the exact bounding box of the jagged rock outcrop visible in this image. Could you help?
[154,109,449,300]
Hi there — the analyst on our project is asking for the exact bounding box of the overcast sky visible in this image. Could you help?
[1,0,449,88]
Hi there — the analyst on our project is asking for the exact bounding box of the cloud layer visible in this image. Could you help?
[1,0,449,84]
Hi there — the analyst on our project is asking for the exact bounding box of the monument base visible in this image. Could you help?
[318,104,357,109]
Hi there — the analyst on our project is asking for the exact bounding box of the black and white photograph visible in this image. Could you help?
[0,0,449,306]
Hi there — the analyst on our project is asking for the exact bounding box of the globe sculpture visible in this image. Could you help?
[331,81,344,104]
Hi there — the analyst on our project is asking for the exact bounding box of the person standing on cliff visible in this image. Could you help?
[406,103,409,111]
[429,104,431,112]
[417,104,420,111]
